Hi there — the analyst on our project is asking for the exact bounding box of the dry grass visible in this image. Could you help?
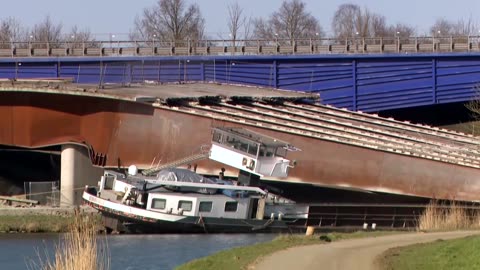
[38,211,109,270]
[418,201,480,231]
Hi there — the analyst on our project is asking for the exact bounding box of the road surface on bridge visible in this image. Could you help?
[253,230,480,270]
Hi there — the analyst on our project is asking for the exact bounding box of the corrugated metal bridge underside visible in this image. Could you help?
[1,83,479,201]
[1,53,480,113]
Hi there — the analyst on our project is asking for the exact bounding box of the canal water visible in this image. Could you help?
[0,233,275,269]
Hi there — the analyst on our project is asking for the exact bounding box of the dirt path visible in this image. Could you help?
[253,231,480,270]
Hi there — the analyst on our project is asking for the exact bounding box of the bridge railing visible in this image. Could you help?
[2,36,480,57]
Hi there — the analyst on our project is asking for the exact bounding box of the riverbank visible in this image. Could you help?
[176,231,400,270]
[252,231,480,270]
[378,234,480,270]
[0,206,100,233]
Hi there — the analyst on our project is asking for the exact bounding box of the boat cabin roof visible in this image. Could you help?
[213,127,289,148]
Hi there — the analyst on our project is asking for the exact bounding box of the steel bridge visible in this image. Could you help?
[1,53,480,113]
[2,37,480,206]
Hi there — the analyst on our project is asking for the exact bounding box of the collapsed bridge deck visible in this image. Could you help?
[0,81,480,202]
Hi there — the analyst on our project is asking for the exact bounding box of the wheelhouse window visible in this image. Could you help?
[213,131,222,143]
[247,143,259,156]
[199,201,213,212]
[151,198,166,210]
[275,147,287,158]
[178,200,193,211]
[224,201,238,212]
[265,146,275,157]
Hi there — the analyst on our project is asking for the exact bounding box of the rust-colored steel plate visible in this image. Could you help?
[1,90,480,202]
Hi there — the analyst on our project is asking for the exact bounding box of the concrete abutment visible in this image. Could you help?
[60,144,103,206]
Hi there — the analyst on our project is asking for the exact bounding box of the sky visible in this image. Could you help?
[1,0,480,39]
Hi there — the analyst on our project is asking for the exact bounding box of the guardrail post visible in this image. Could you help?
[272,60,278,89]
[397,36,400,53]
[200,63,205,82]
[432,58,437,104]
[15,61,18,79]
[56,62,60,78]
[352,60,357,111]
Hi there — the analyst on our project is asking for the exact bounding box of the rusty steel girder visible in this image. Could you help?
[1,91,480,202]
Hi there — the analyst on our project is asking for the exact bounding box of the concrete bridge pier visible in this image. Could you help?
[60,144,103,206]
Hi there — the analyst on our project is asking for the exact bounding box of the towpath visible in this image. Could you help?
[253,230,480,270]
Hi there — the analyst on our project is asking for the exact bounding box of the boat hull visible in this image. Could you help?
[83,191,297,234]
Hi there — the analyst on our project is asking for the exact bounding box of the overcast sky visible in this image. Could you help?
[2,0,480,39]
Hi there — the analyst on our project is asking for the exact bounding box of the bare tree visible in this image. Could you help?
[227,2,246,46]
[67,26,96,48]
[243,16,253,40]
[0,17,26,44]
[464,86,480,135]
[332,4,388,38]
[369,13,387,37]
[388,23,416,38]
[332,4,362,39]
[430,18,456,36]
[430,17,478,36]
[332,3,415,40]
[30,16,63,48]
[131,0,205,45]
[456,17,478,36]
[253,0,323,43]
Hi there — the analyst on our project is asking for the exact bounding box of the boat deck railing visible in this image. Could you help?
[3,36,480,57]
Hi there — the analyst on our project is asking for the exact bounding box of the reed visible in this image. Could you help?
[39,211,109,270]
[418,201,479,231]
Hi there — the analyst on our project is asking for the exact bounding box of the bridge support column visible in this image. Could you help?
[60,144,103,207]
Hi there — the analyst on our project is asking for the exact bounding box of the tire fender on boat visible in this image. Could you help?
[248,160,255,170]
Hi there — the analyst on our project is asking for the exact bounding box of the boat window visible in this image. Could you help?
[199,201,213,212]
[212,131,222,143]
[259,145,266,156]
[224,201,238,212]
[265,147,275,157]
[275,147,287,158]
[225,136,238,149]
[247,143,258,156]
[151,198,166,210]
[178,200,193,212]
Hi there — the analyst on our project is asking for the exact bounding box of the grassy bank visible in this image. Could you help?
[176,231,399,270]
[0,211,101,233]
[379,235,480,270]
[377,201,480,270]
[0,215,74,233]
